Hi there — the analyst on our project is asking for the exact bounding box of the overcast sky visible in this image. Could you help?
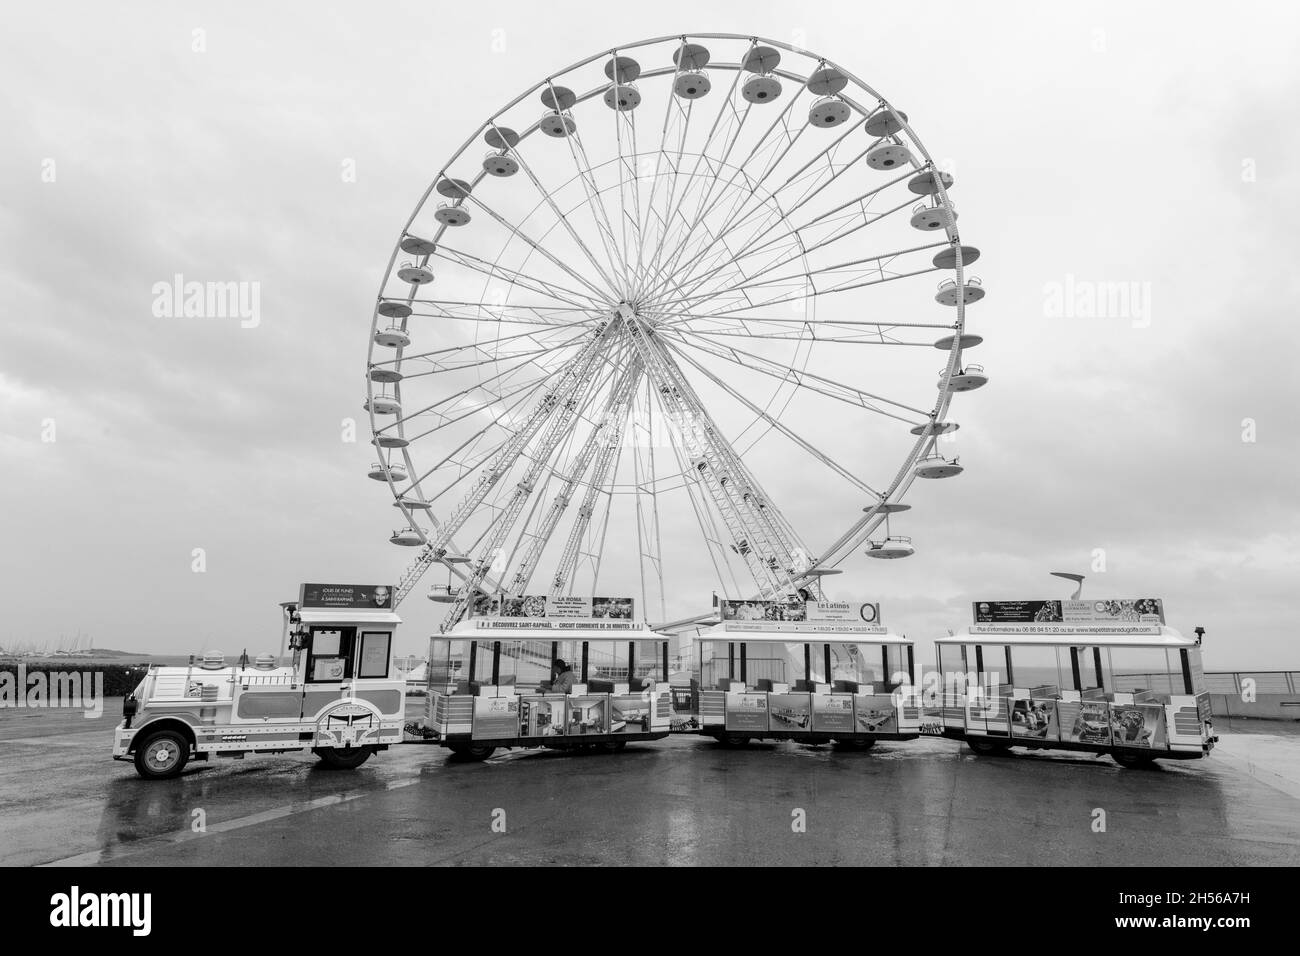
[2,1,1298,669]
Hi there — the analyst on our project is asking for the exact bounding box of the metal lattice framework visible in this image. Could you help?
[364,34,987,631]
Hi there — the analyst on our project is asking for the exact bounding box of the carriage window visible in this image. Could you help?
[308,627,353,682]
[699,640,728,687]
[1007,645,1064,697]
[428,639,468,690]
[631,640,665,686]
[356,631,391,679]
[826,643,875,685]
[1071,646,1113,694]
[1110,646,1177,697]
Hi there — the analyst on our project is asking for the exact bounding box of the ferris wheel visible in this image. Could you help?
[364,33,987,629]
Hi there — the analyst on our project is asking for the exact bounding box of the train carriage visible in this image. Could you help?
[690,599,921,749]
[930,596,1217,767]
[421,598,672,760]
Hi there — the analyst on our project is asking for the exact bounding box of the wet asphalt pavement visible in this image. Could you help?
[2,701,1298,866]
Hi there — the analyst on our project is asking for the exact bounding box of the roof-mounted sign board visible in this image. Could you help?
[300,583,395,610]
[719,599,886,633]
[470,594,636,621]
[972,599,1165,626]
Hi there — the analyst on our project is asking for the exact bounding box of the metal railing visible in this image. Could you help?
[1113,670,1299,695]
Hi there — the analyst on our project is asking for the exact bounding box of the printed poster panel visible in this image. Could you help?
[591,597,634,620]
[473,595,636,621]
[565,696,610,735]
[519,697,565,738]
[610,692,653,734]
[722,600,805,622]
[1063,700,1113,745]
[1010,697,1060,741]
[854,694,898,734]
[546,596,590,618]
[300,583,394,610]
[807,601,882,625]
[724,692,769,732]
[768,693,813,732]
[811,694,855,733]
[1112,703,1165,749]
[973,599,1164,626]
[489,595,550,618]
[721,599,883,626]
[473,696,519,740]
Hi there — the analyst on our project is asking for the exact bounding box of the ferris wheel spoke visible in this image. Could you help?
[638,63,820,304]
[487,124,626,298]
[541,87,634,298]
[663,238,947,313]
[657,126,897,306]
[429,245,605,311]
[673,259,944,319]
[660,323,947,346]
[632,47,697,297]
[644,105,843,305]
[385,331,587,381]
[382,323,587,369]
[390,367,560,449]
[636,46,754,300]
[666,327,931,423]
[662,338,882,497]
[409,341,631,511]
[460,192,618,304]
[406,299,601,329]
[662,186,916,310]
[387,344,570,435]
[656,311,950,331]
[609,74,647,296]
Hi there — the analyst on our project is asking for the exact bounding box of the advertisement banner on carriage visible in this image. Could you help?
[1061,699,1112,745]
[811,693,855,732]
[473,696,519,740]
[768,693,813,732]
[1011,697,1061,741]
[474,595,636,623]
[970,598,1165,634]
[854,696,898,734]
[1112,703,1166,749]
[725,692,769,731]
[720,599,887,634]
[300,583,395,610]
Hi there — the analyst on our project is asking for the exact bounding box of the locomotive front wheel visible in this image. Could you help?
[133,729,191,780]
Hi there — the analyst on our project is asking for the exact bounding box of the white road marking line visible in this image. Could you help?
[39,777,421,867]
[1,733,110,747]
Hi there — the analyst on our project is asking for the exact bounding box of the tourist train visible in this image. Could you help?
[113,585,1215,779]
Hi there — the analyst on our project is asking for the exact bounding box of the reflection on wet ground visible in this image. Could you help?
[3,700,1297,866]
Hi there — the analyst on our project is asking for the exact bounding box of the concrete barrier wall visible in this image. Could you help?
[1209,694,1300,721]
